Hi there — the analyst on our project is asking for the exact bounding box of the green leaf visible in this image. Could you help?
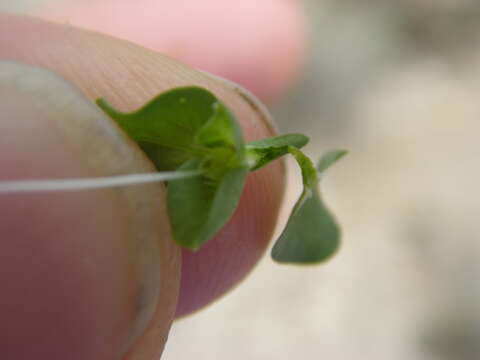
[168,101,248,249]
[97,87,217,170]
[138,142,192,171]
[196,103,244,153]
[97,87,249,250]
[247,133,309,150]
[317,149,348,174]
[245,134,309,171]
[167,160,248,250]
[271,147,344,264]
[271,188,340,264]
[195,102,246,180]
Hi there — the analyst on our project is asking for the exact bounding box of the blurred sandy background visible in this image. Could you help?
[3,1,480,359]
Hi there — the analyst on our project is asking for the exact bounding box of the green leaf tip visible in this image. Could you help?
[317,149,348,174]
[245,134,309,171]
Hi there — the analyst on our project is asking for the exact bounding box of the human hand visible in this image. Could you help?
[0,8,293,359]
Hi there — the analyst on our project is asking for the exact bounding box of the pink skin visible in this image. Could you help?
[37,0,307,103]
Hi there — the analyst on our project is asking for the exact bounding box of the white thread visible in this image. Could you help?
[0,171,199,193]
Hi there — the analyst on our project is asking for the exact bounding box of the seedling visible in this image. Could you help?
[0,86,346,264]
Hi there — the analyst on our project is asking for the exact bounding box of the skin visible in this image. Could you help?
[0,11,290,359]
[35,0,307,103]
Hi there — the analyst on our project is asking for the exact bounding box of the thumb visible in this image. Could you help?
[0,61,180,360]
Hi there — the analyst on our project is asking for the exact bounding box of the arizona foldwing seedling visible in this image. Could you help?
[0,86,346,264]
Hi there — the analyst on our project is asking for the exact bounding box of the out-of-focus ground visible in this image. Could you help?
[3,1,480,359]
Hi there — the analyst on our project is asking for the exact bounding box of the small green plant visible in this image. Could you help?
[97,87,346,264]
[0,86,346,264]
